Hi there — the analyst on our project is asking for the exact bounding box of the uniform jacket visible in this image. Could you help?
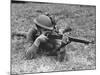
[27,27,62,55]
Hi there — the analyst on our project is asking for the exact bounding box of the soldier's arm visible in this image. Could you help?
[27,27,38,43]
[25,34,48,59]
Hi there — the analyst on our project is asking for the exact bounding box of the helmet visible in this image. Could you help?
[34,15,53,30]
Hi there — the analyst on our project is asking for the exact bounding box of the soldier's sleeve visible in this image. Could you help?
[34,34,48,47]
[25,34,48,59]
[27,27,38,43]
[25,43,38,59]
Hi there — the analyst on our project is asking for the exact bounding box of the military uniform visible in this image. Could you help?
[25,14,92,61]
[25,14,63,60]
[25,28,62,59]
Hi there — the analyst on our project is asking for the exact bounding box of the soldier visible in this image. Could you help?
[25,14,65,60]
[24,13,94,61]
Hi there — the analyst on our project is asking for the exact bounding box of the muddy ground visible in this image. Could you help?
[11,2,96,74]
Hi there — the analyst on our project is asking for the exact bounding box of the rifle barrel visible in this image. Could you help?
[69,37,91,44]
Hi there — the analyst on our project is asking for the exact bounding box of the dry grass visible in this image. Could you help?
[11,2,96,74]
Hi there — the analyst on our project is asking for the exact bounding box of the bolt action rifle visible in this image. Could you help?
[45,27,95,51]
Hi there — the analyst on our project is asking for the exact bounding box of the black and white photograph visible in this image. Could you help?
[11,0,96,74]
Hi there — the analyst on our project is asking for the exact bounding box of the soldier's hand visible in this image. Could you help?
[25,44,38,60]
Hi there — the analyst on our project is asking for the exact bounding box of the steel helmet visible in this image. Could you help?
[34,15,54,30]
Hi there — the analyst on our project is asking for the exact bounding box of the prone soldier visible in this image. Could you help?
[25,14,64,60]
[12,13,94,61]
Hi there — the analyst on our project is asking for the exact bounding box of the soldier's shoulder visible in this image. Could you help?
[29,26,38,32]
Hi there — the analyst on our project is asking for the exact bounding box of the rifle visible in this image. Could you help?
[45,28,95,51]
[68,37,94,45]
[56,36,95,51]
[45,31,63,39]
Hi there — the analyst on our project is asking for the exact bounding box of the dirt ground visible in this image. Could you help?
[11,2,96,74]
